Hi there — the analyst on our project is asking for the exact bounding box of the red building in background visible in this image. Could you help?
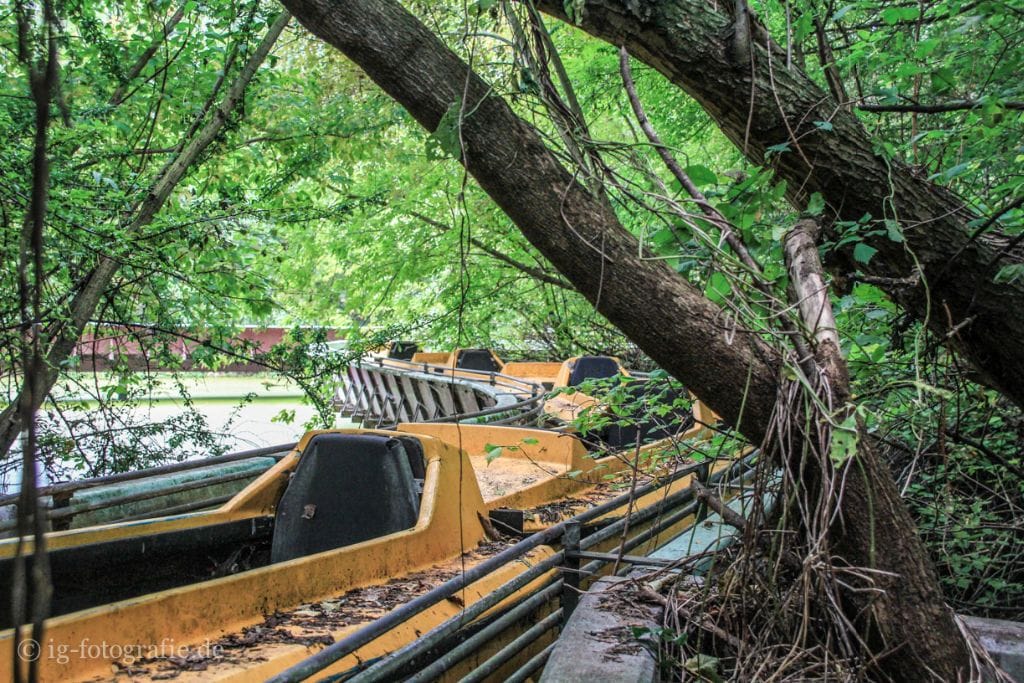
[72,325,339,372]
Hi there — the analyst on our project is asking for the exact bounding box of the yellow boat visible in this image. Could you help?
[0,414,723,681]
[2,348,723,681]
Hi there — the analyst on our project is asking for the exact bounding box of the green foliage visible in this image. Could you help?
[557,373,696,457]
[2,0,1021,624]
[896,408,1024,618]
[829,413,860,466]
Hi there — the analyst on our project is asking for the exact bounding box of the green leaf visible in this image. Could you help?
[813,120,834,132]
[930,67,956,95]
[994,264,1024,284]
[271,408,296,424]
[853,242,878,264]
[684,655,723,683]
[807,192,825,216]
[884,219,904,243]
[521,437,539,445]
[914,38,941,58]
[830,414,859,467]
[882,6,919,23]
[794,12,815,43]
[881,7,902,24]
[704,271,732,304]
[684,164,718,187]
[427,98,463,160]
[484,444,504,464]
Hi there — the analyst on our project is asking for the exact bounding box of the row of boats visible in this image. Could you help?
[1,348,723,681]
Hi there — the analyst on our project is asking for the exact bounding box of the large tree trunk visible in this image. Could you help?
[278,0,780,441]
[278,0,971,678]
[533,0,1024,408]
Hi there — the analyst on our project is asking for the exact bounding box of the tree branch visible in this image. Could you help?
[814,16,848,106]
[784,218,848,394]
[408,211,572,289]
[0,12,292,461]
[858,100,1024,113]
[619,46,816,371]
[109,3,188,107]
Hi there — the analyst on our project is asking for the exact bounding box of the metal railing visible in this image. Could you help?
[337,357,547,429]
[269,451,760,683]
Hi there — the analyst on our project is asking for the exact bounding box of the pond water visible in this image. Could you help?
[1,373,347,494]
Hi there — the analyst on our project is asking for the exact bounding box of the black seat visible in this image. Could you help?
[567,356,621,387]
[270,434,422,563]
[598,380,695,449]
[455,349,501,372]
[397,436,427,495]
[388,341,419,360]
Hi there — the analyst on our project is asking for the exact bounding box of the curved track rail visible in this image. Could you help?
[336,357,547,428]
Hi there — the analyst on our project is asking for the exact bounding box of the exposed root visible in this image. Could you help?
[645,373,1010,682]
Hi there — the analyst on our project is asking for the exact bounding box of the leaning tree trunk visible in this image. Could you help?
[533,0,1024,408]
[278,0,971,678]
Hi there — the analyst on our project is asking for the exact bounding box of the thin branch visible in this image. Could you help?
[859,100,1024,113]
[932,193,1024,280]
[0,12,292,461]
[408,211,571,289]
[12,0,59,678]
[109,3,188,106]
[692,479,749,531]
[618,47,760,273]
[619,47,816,370]
[814,16,848,106]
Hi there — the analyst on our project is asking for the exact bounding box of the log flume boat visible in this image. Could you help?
[1,349,736,681]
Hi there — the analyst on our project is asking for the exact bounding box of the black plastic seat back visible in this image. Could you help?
[388,341,419,360]
[455,349,501,372]
[271,434,421,564]
[397,436,427,481]
[598,381,694,449]
[568,356,621,387]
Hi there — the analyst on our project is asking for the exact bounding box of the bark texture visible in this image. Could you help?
[280,0,971,678]
[534,0,1024,408]
[782,218,966,681]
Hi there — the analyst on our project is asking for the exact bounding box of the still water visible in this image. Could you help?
[1,374,333,494]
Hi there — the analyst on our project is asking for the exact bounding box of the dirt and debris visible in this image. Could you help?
[582,626,646,662]
[468,454,559,500]
[524,485,618,523]
[114,540,517,680]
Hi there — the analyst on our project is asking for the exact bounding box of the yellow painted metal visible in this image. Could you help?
[408,348,505,371]
[409,351,450,365]
[0,431,307,558]
[400,423,723,531]
[692,397,720,427]
[500,361,563,386]
[399,423,597,511]
[0,423,726,681]
[96,546,558,682]
[0,429,487,682]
